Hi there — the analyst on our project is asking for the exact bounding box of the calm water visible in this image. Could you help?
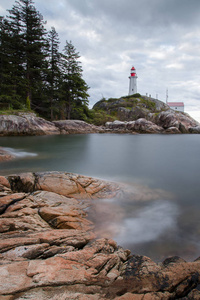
[0,133,200,262]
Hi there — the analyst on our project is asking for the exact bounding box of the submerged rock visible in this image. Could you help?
[0,172,200,299]
[0,147,14,161]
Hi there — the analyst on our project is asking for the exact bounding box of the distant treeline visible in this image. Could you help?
[0,0,90,120]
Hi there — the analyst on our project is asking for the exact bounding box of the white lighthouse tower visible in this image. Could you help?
[128,66,137,95]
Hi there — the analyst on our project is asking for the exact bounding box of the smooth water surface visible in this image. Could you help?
[0,133,200,262]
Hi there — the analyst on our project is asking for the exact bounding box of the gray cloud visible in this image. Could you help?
[1,0,200,118]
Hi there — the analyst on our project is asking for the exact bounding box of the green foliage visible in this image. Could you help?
[60,40,89,120]
[123,93,141,99]
[0,108,33,115]
[107,98,118,103]
[0,1,90,121]
[26,96,31,110]
[46,26,61,120]
[140,98,156,111]
[88,109,116,126]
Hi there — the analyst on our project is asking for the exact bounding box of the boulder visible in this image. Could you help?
[189,126,200,133]
[105,120,128,131]
[0,115,102,136]
[133,118,163,133]
[150,111,199,133]
[105,119,163,133]
[0,172,200,299]
[0,113,60,136]
[53,119,102,134]
[164,127,181,134]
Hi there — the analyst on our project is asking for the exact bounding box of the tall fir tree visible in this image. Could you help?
[60,40,89,120]
[47,27,61,120]
[6,0,48,110]
[1,2,91,120]
[0,15,24,108]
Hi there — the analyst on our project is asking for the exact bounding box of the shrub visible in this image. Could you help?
[88,109,116,126]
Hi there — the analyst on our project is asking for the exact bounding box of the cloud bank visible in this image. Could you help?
[1,0,200,117]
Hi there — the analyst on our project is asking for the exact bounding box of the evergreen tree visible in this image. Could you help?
[60,40,89,119]
[0,15,24,108]
[0,2,91,120]
[47,27,61,120]
[6,0,48,110]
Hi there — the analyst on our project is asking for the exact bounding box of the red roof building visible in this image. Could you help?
[167,102,184,112]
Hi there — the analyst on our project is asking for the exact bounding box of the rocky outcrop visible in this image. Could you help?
[93,95,200,134]
[53,119,102,134]
[0,113,60,136]
[189,125,200,133]
[0,172,200,299]
[105,111,200,134]
[93,95,169,122]
[148,110,199,133]
[105,119,163,133]
[0,114,101,136]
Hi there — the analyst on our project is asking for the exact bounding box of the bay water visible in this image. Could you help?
[0,133,200,262]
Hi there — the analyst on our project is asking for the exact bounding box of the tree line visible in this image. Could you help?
[0,0,90,120]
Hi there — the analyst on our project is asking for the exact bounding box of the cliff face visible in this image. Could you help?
[94,95,200,133]
[0,172,200,299]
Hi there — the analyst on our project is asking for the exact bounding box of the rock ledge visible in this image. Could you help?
[0,172,200,299]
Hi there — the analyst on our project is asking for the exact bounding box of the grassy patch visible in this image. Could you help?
[0,109,34,115]
[88,109,116,126]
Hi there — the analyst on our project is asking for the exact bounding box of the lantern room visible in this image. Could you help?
[130,67,136,77]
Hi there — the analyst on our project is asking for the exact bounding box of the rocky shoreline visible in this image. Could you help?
[0,110,200,138]
[0,172,200,299]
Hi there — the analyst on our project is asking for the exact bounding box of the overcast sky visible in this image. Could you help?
[1,0,200,120]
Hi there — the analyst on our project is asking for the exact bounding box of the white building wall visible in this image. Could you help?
[169,106,184,112]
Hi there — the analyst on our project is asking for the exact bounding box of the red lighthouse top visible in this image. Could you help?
[130,66,136,77]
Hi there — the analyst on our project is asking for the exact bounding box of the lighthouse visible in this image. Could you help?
[128,66,137,95]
